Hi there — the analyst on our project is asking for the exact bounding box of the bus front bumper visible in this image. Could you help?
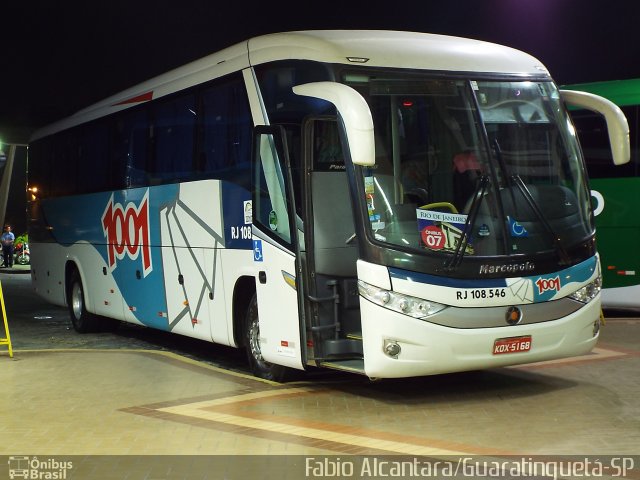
[360,295,601,379]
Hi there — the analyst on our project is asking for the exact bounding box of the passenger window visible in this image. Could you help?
[252,127,294,248]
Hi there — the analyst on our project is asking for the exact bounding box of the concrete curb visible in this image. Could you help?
[0,265,31,274]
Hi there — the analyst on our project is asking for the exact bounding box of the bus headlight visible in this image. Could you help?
[357,280,446,319]
[568,275,602,304]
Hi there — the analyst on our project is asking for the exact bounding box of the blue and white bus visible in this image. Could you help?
[27,31,629,380]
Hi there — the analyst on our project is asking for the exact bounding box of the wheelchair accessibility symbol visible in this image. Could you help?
[508,216,528,238]
[253,239,263,262]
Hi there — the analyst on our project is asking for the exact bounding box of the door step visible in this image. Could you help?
[346,331,362,341]
[323,337,363,356]
[319,358,365,375]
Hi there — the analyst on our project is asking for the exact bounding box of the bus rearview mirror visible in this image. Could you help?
[293,82,375,166]
[560,89,630,166]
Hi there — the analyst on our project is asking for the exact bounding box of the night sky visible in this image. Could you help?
[2,0,640,143]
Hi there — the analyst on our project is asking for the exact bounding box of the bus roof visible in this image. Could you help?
[31,30,550,141]
[247,30,547,75]
[562,78,640,107]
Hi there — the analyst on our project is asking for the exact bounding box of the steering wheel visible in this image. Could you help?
[418,202,459,213]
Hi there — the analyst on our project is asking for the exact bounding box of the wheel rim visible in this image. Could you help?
[71,282,83,321]
[248,310,269,370]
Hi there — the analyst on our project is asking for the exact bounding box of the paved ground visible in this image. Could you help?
[0,268,638,479]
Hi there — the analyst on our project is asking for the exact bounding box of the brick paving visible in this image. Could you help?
[0,271,638,476]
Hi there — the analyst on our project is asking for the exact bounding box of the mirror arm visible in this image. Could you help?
[560,89,630,166]
[293,82,375,166]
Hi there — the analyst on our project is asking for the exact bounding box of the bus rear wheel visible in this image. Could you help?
[245,293,292,382]
[67,271,100,333]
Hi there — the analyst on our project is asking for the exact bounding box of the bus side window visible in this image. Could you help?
[252,127,294,247]
[77,121,109,193]
[313,119,344,169]
[110,108,149,189]
[50,133,76,197]
[151,95,196,183]
[199,74,253,187]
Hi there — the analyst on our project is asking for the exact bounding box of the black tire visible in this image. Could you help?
[67,270,100,333]
[17,253,29,265]
[245,293,294,382]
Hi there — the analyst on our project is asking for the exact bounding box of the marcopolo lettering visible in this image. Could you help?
[479,262,535,275]
[102,190,152,277]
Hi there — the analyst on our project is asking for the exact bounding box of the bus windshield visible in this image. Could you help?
[346,75,592,260]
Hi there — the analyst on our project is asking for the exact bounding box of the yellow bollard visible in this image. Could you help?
[0,280,13,358]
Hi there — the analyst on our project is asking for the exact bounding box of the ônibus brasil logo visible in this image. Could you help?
[101,190,152,277]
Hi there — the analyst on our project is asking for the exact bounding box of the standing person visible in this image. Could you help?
[1,225,15,268]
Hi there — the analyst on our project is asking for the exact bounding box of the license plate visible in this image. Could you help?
[493,335,532,355]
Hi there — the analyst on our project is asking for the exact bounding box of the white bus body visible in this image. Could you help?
[28,31,628,380]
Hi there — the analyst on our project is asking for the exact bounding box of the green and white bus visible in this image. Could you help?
[564,79,639,308]
[28,31,629,381]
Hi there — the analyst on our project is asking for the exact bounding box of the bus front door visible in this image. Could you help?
[250,126,304,373]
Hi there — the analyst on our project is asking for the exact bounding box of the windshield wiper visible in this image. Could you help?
[510,175,571,265]
[492,139,571,265]
[444,174,490,271]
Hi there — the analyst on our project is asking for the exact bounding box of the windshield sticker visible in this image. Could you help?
[508,216,528,237]
[364,176,375,194]
[366,192,386,231]
[268,210,278,231]
[478,224,490,237]
[253,239,263,262]
[243,200,252,224]
[417,209,467,224]
[417,209,473,254]
[366,193,375,215]
[421,225,446,250]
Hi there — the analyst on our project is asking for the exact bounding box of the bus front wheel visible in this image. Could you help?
[67,271,100,333]
[245,293,292,382]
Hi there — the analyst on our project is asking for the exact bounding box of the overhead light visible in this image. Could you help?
[346,57,369,63]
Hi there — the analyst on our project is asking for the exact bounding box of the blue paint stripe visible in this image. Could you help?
[389,256,598,291]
